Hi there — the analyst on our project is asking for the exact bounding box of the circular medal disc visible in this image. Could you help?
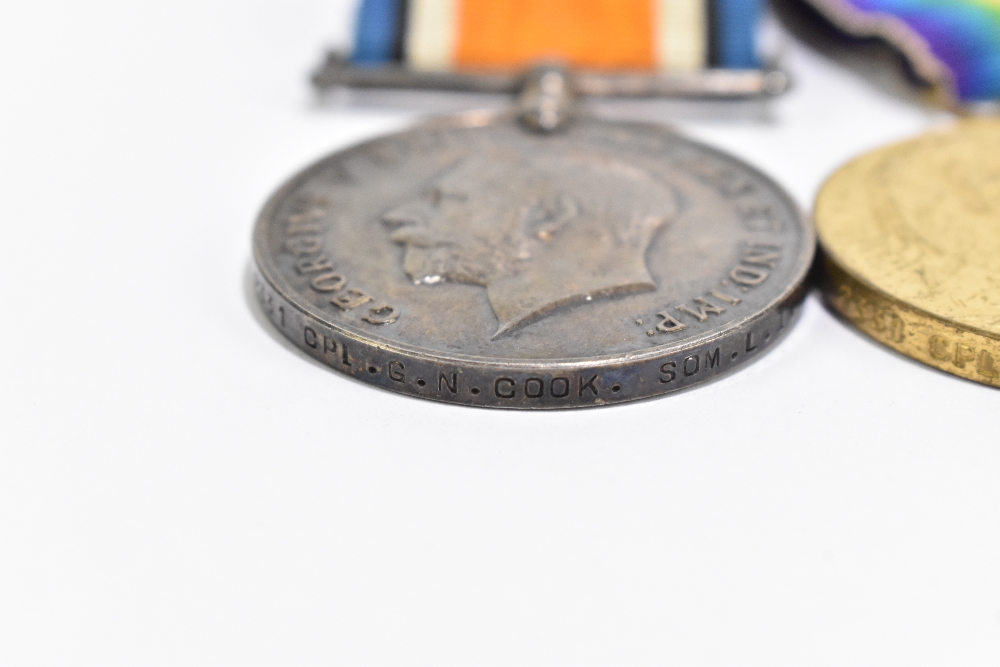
[253,112,813,408]
[816,118,1000,388]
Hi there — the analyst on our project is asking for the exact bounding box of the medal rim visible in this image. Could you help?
[815,119,1000,340]
[253,110,815,370]
[819,253,1000,388]
[815,119,1000,388]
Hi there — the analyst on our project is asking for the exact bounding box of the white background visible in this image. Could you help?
[1,1,998,665]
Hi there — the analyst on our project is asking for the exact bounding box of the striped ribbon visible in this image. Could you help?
[352,0,764,72]
[806,0,1000,102]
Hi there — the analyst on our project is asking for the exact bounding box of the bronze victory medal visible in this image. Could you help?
[817,118,1000,388]
[253,112,814,408]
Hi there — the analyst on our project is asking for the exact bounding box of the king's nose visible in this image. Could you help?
[381,200,427,229]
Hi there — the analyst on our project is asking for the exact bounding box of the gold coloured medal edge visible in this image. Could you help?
[815,119,1000,337]
[819,253,1000,387]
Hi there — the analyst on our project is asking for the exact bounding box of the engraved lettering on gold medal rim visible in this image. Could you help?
[953,343,977,369]
[832,278,906,344]
[823,255,1000,388]
[927,335,1000,379]
[978,350,1000,379]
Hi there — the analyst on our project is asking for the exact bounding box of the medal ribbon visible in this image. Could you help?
[352,0,764,71]
[806,0,1000,102]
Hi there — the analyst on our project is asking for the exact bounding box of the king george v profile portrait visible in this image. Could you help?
[382,153,680,338]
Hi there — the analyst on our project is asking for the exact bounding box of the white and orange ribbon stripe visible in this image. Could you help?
[406,0,705,71]
[352,0,763,72]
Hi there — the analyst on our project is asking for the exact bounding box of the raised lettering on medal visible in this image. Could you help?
[254,114,812,407]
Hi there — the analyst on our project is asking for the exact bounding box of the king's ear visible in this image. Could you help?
[522,194,581,241]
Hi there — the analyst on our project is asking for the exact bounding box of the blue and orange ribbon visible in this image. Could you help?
[352,0,765,71]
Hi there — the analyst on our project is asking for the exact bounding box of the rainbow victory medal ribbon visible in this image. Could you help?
[804,0,1000,103]
[352,0,766,72]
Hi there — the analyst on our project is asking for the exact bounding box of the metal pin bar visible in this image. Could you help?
[312,52,790,99]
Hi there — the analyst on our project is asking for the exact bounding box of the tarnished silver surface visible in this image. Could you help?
[313,52,791,99]
[253,112,813,408]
